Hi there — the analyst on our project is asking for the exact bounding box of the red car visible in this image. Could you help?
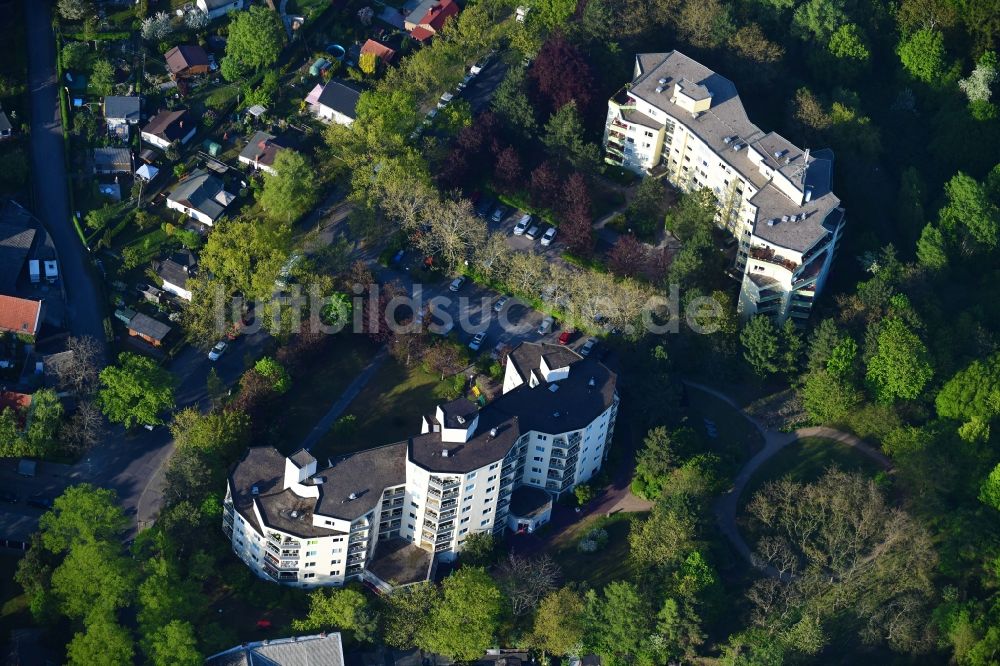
[558,330,573,345]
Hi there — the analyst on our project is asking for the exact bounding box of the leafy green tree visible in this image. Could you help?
[491,66,537,137]
[936,353,1000,430]
[293,586,378,642]
[792,0,847,40]
[51,540,136,619]
[0,407,21,456]
[865,318,933,402]
[542,102,600,173]
[66,613,135,666]
[137,557,206,639]
[259,150,319,223]
[25,389,65,456]
[629,497,697,571]
[897,28,947,83]
[980,463,1000,510]
[458,531,496,567]
[916,223,948,269]
[632,426,698,500]
[779,319,804,375]
[584,581,658,665]
[828,23,870,69]
[420,568,504,661]
[626,177,668,239]
[528,0,578,33]
[384,582,439,649]
[222,6,285,80]
[97,352,176,427]
[801,369,862,423]
[939,171,1000,250]
[58,0,95,21]
[532,587,586,656]
[39,484,129,552]
[145,620,202,666]
[826,336,858,378]
[254,357,291,394]
[90,59,115,97]
[61,42,89,71]
[741,315,780,377]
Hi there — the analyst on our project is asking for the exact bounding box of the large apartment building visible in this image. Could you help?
[224,342,618,589]
[603,51,845,323]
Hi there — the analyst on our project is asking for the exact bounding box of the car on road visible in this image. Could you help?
[580,337,598,357]
[541,227,557,246]
[27,495,53,510]
[537,316,554,335]
[468,331,487,351]
[449,276,467,292]
[457,73,475,90]
[208,341,228,361]
[438,91,454,108]
[513,214,531,235]
[493,296,509,312]
[491,205,509,223]
[525,224,540,240]
[0,491,18,504]
[558,330,574,345]
[470,53,493,75]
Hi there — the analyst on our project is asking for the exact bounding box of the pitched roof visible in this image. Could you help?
[103,96,140,122]
[238,130,286,168]
[0,295,41,336]
[93,147,132,171]
[0,391,32,414]
[167,168,229,221]
[127,312,171,341]
[410,25,435,41]
[141,109,194,142]
[316,81,361,119]
[155,257,191,289]
[418,0,459,31]
[360,39,395,63]
[206,633,345,666]
[165,45,209,74]
[0,222,36,291]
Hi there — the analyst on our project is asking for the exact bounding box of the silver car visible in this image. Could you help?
[469,332,486,351]
[537,316,554,335]
[580,337,598,357]
[493,296,509,312]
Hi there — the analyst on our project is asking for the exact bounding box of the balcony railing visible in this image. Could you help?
[749,246,798,272]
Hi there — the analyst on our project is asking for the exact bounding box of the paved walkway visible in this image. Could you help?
[684,380,893,577]
[298,347,390,453]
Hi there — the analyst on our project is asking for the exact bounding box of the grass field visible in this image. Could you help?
[549,512,644,590]
[685,386,765,478]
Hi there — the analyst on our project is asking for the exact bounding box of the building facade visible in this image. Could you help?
[224,342,618,589]
[603,51,846,324]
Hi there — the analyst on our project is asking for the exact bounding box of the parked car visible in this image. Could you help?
[491,341,509,360]
[493,295,509,312]
[449,276,467,292]
[537,316,554,335]
[475,197,495,218]
[513,214,531,235]
[580,337,598,357]
[457,73,475,90]
[541,227,557,246]
[558,330,573,345]
[438,91,454,108]
[27,495,53,510]
[469,331,486,351]
[525,224,540,240]
[0,491,18,504]
[470,52,493,75]
[208,341,228,361]
[491,205,509,223]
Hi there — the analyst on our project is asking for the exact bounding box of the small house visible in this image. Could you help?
[93,147,133,175]
[165,45,210,78]
[166,168,235,226]
[103,96,141,138]
[360,39,396,66]
[304,80,360,125]
[155,251,196,301]
[136,163,159,182]
[126,312,171,347]
[404,0,459,42]
[141,109,196,150]
[0,295,42,339]
[0,111,12,139]
[238,131,286,175]
[196,0,244,19]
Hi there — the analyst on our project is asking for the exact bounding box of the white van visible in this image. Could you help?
[28,260,40,284]
[513,214,531,235]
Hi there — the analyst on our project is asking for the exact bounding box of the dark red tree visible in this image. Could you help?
[529,160,562,210]
[529,34,595,114]
[560,173,594,256]
[608,234,648,278]
[494,146,524,193]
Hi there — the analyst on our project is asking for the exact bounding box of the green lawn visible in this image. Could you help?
[273,333,380,453]
[550,512,643,590]
[312,356,465,461]
[686,386,765,478]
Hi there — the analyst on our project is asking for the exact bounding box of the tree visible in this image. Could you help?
[960,52,998,104]
[358,51,378,76]
[60,400,104,454]
[145,620,201,666]
[293,586,378,642]
[939,171,1000,250]
[980,463,1000,511]
[24,389,64,456]
[222,6,285,80]
[632,426,698,499]
[141,11,174,41]
[627,177,668,239]
[561,173,595,256]
[51,540,136,619]
[935,353,1000,427]
[259,150,320,223]
[741,315,780,377]
[629,498,697,571]
[39,484,129,552]
[55,336,102,396]
[491,66,537,136]
[184,8,208,29]
[458,531,495,567]
[585,581,658,665]
[542,102,601,173]
[533,587,586,656]
[90,59,115,97]
[865,318,933,402]
[916,223,948,269]
[384,582,440,649]
[58,0,94,20]
[495,554,560,616]
[494,145,524,193]
[529,160,562,210]
[800,369,862,423]
[529,35,595,113]
[608,235,648,278]
[97,353,175,427]
[66,613,135,666]
[728,24,785,64]
[828,23,870,68]
[792,0,847,40]
[420,568,504,661]
[677,0,734,48]
[897,28,946,83]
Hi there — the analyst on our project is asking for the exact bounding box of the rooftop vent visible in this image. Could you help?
[588,377,596,388]
[290,510,299,518]
[723,136,732,144]
[314,477,325,485]
[782,215,790,223]
[251,485,260,495]
[655,86,663,94]
[804,188,813,203]
[456,415,466,425]
[658,77,668,85]
[348,492,358,501]
[773,150,785,159]
[733,143,744,152]
[548,384,559,393]
[433,424,441,432]
[442,449,450,457]
[489,427,498,437]
[766,219,776,227]
[553,411,561,418]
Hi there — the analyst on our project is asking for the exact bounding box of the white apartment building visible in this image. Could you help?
[603,51,846,323]
[224,342,618,589]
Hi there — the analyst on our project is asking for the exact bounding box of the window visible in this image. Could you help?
[535,445,545,452]
[331,559,341,564]
[463,506,471,513]
[307,539,318,545]
[461,517,470,524]
[487,475,496,482]
[537,435,548,441]
[407,523,414,529]
[481,520,489,526]
[486,487,495,493]
[305,550,317,557]
[305,562,316,568]
[463,495,473,502]
[466,472,477,479]
[465,483,475,492]
[532,456,543,462]
[489,463,499,470]
[460,528,468,535]
[483,508,492,514]
[409,512,416,519]
[303,573,315,579]
[411,501,418,508]
[332,547,342,554]
[531,466,542,473]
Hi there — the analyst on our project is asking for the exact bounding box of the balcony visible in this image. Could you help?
[438,520,455,532]
[749,246,798,272]
[223,524,233,539]
[550,445,580,459]
[611,86,636,109]
[264,552,299,570]
[346,564,364,575]
[347,554,366,565]
[429,477,460,492]
[607,140,625,156]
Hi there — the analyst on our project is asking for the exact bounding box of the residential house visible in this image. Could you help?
[0,295,42,338]
[304,81,360,125]
[103,96,141,139]
[0,392,32,427]
[126,312,171,347]
[155,250,196,301]
[93,147,133,175]
[165,45,210,78]
[602,51,845,324]
[0,220,36,292]
[238,131,287,175]
[206,634,344,666]
[224,342,618,589]
[136,163,159,182]
[404,0,459,42]
[196,0,244,20]
[0,111,12,139]
[360,39,396,66]
[141,109,196,150]
[166,168,235,226]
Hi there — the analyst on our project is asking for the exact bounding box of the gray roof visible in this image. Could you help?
[93,147,132,172]
[229,447,287,534]
[155,257,190,289]
[0,222,36,291]
[103,96,140,122]
[238,130,285,167]
[289,448,316,468]
[314,442,408,521]
[141,109,193,142]
[408,409,521,474]
[206,633,345,666]
[127,312,170,341]
[317,81,361,119]
[438,397,479,429]
[627,51,841,253]
[509,485,552,519]
[167,168,226,221]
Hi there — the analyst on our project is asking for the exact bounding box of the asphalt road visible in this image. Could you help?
[24,0,108,357]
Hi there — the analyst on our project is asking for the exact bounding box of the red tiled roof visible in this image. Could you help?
[0,295,41,336]
[360,39,396,64]
[410,25,435,42]
[422,0,459,30]
[0,391,32,413]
